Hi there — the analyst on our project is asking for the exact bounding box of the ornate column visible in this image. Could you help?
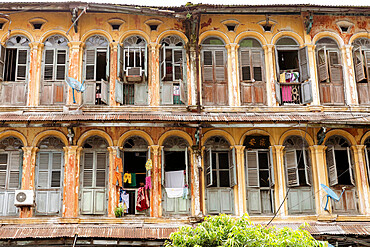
[27,42,43,107]
[62,146,82,217]
[263,44,275,106]
[190,146,202,216]
[341,45,358,105]
[306,44,320,106]
[226,43,240,106]
[148,43,160,106]
[107,146,120,217]
[186,44,199,106]
[309,145,331,216]
[270,145,287,217]
[351,145,370,215]
[67,41,84,105]
[234,145,246,216]
[150,145,161,217]
[109,42,119,106]
[19,146,38,218]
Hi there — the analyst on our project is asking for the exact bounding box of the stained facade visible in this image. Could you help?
[0,2,370,246]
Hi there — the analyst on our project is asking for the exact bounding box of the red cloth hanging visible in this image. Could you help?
[136,187,149,211]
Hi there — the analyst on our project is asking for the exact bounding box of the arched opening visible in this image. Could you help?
[35,136,65,215]
[352,37,370,105]
[201,37,228,106]
[80,135,109,215]
[243,134,274,215]
[0,136,23,216]
[204,136,235,215]
[161,136,190,216]
[283,135,315,214]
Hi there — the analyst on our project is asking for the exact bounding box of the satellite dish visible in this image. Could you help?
[65,77,85,103]
[320,184,345,212]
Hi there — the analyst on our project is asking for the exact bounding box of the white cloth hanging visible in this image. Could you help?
[165,188,184,198]
[165,170,185,188]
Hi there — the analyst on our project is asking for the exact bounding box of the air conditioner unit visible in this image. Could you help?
[14,190,35,207]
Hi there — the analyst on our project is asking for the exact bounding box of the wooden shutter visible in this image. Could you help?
[37,152,49,188]
[51,152,62,188]
[246,151,259,187]
[299,46,310,82]
[185,147,189,186]
[56,49,67,81]
[214,50,226,82]
[328,51,343,83]
[317,47,329,82]
[248,189,262,214]
[0,44,5,81]
[100,79,109,104]
[252,50,263,82]
[134,82,148,105]
[240,49,251,81]
[229,147,237,187]
[160,45,166,80]
[0,153,7,189]
[161,82,173,105]
[326,147,338,186]
[275,80,282,104]
[304,149,312,186]
[96,152,106,188]
[179,79,186,104]
[85,49,96,81]
[43,49,54,81]
[16,49,28,81]
[83,152,94,188]
[269,147,275,186]
[353,47,365,82]
[115,79,123,104]
[285,150,299,187]
[347,147,355,186]
[83,82,96,104]
[274,47,280,80]
[203,50,213,82]
[205,148,213,187]
[301,79,313,104]
[161,148,165,186]
[365,51,370,83]
[8,152,21,189]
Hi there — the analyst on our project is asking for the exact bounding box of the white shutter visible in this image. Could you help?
[161,148,165,186]
[185,147,188,186]
[0,44,5,81]
[161,45,166,80]
[365,51,370,83]
[326,147,338,186]
[285,150,299,187]
[100,79,109,104]
[347,147,355,186]
[275,80,282,104]
[274,47,280,80]
[8,152,21,189]
[301,79,313,104]
[269,147,275,186]
[252,50,263,82]
[56,49,67,81]
[161,82,173,105]
[240,49,251,81]
[203,50,214,82]
[214,50,226,82]
[205,148,213,187]
[144,45,148,78]
[179,79,186,104]
[43,49,54,81]
[304,149,312,186]
[106,48,110,81]
[246,150,259,187]
[134,82,148,105]
[83,83,96,105]
[353,47,366,82]
[16,49,28,81]
[229,147,237,187]
[85,49,96,81]
[115,79,123,104]
[298,46,310,82]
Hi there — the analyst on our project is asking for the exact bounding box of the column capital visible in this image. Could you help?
[150,145,161,154]
[21,146,38,154]
[351,145,366,152]
[309,145,327,153]
[263,44,274,53]
[148,42,161,50]
[225,43,239,51]
[271,145,285,152]
[233,145,245,152]
[68,41,84,49]
[305,44,316,51]
[28,42,43,50]
[110,41,119,50]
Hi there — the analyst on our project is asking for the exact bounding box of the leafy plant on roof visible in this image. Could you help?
[165,214,327,247]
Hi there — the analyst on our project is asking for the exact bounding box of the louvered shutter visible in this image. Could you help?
[203,50,213,82]
[161,82,173,105]
[301,79,313,104]
[118,44,124,79]
[134,82,148,105]
[115,79,123,104]
[205,148,213,187]
[96,152,107,188]
[85,49,96,81]
[0,153,7,189]
[240,49,251,81]
[160,45,166,80]
[274,47,280,80]
[365,147,370,184]
[56,49,67,80]
[100,79,109,104]
[83,83,96,105]
[43,49,54,81]
[83,152,94,188]
[246,150,259,187]
[326,147,338,186]
[328,51,343,83]
[0,44,5,81]
[304,149,312,186]
[285,150,299,187]
[364,51,370,83]
[347,147,355,186]
[8,152,21,189]
[353,47,365,82]
[161,148,165,186]
[185,147,189,186]
[275,80,282,104]
[16,49,28,81]
[106,48,110,81]
[51,152,62,188]
[317,47,329,82]
[179,79,186,104]
[214,50,226,82]
[252,50,263,82]
[37,152,49,188]
[299,46,310,82]
[229,147,237,187]
[269,147,275,186]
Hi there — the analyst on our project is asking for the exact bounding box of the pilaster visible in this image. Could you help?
[342,45,358,105]
[27,42,43,107]
[226,44,240,106]
[186,44,199,106]
[67,41,84,105]
[264,44,275,106]
[150,145,161,217]
[190,146,201,216]
[234,145,246,216]
[148,43,161,106]
[109,42,119,106]
[271,145,287,217]
[306,44,320,105]
[107,146,120,217]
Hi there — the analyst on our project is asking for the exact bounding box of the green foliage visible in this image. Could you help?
[114,205,124,217]
[165,214,327,247]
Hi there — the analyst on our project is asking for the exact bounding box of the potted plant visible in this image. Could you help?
[114,205,124,218]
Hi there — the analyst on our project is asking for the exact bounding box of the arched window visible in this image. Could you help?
[0,35,30,105]
[239,38,266,105]
[0,136,23,216]
[352,37,370,105]
[160,35,187,105]
[115,35,148,106]
[83,35,109,105]
[201,37,228,106]
[80,135,109,215]
[40,35,69,105]
[316,37,344,105]
[275,36,312,105]
[35,136,65,215]
[204,136,235,214]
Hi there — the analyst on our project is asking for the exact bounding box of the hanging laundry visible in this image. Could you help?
[136,187,149,211]
[121,190,129,213]
[165,170,185,188]
[165,188,184,198]
[145,159,152,171]
[114,156,123,173]
[281,85,293,102]
[279,73,286,83]
[128,173,136,187]
[291,72,299,82]
[113,171,122,187]
[123,173,131,184]
[183,186,188,199]
[145,176,152,190]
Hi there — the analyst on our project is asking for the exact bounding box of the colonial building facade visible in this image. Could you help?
[0,2,369,246]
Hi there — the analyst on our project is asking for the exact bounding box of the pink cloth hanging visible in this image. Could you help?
[145,176,152,189]
[281,85,292,102]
